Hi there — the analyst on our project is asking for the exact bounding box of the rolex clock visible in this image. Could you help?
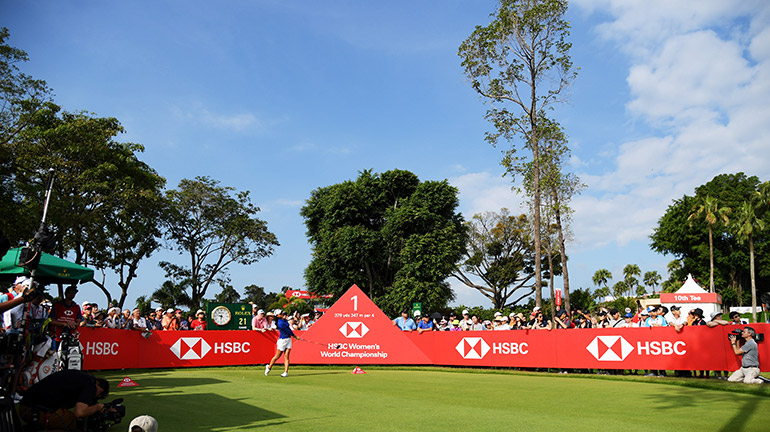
[211,306,232,326]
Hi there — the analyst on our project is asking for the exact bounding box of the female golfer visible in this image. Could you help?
[265,309,296,377]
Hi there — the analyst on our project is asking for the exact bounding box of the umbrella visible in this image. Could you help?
[0,247,94,285]
[430,312,442,321]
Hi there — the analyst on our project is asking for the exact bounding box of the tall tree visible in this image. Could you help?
[302,169,466,316]
[453,209,537,309]
[162,176,279,308]
[459,0,576,308]
[214,284,241,304]
[592,269,612,290]
[643,270,661,295]
[731,201,765,322]
[623,264,641,297]
[651,173,769,307]
[688,195,731,293]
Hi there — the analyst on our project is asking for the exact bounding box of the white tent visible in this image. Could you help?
[661,274,723,322]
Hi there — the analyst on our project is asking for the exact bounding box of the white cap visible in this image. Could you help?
[166,308,174,314]
[14,276,29,285]
[155,307,163,312]
[128,415,158,432]
[533,306,541,312]
[274,309,283,316]
[462,309,469,315]
[196,309,204,315]
[494,311,502,317]
[257,309,264,315]
[413,310,421,317]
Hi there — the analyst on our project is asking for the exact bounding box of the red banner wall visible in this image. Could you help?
[77,286,769,371]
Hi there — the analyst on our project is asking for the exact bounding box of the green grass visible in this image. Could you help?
[97,366,770,431]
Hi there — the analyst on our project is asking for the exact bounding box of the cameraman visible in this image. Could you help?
[18,370,110,430]
[727,327,763,384]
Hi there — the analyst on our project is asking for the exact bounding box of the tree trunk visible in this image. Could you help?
[749,235,757,323]
[708,225,715,293]
[552,187,570,312]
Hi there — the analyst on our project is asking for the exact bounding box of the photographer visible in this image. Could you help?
[727,327,763,384]
[18,370,111,430]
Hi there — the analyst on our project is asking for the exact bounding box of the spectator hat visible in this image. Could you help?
[256,309,264,315]
[166,308,174,314]
[175,309,182,313]
[414,310,421,317]
[516,313,526,321]
[640,310,649,316]
[692,308,704,318]
[14,276,29,285]
[155,307,163,312]
[449,311,456,317]
[624,307,632,313]
[493,316,502,322]
[501,316,509,322]
[440,319,447,324]
[533,306,541,312]
[108,307,119,314]
[82,301,91,309]
[274,309,284,316]
[196,309,204,315]
[647,306,656,312]
[624,312,634,318]
[557,309,567,317]
[710,311,723,320]
[128,415,158,432]
[462,309,469,315]
[494,311,502,317]
[483,320,491,325]
[670,305,681,311]
[452,319,460,325]
[266,311,274,316]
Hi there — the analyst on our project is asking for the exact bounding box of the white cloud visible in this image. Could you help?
[172,102,267,132]
[449,171,525,218]
[570,0,770,253]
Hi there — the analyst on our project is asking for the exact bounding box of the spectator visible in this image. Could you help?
[252,309,268,332]
[691,308,707,326]
[469,315,486,331]
[130,308,148,331]
[191,309,206,330]
[495,315,512,330]
[459,309,472,331]
[417,314,433,333]
[310,311,323,326]
[528,308,551,330]
[449,319,462,331]
[92,310,106,328]
[176,309,189,330]
[729,311,747,325]
[606,309,624,329]
[3,276,33,331]
[637,309,650,326]
[119,309,133,329]
[162,308,178,331]
[298,313,311,330]
[393,311,417,332]
[102,307,120,329]
[511,313,527,330]
[668,306,686,331]
[707,311,729,328]
[619,312,635,328]
[265,311,277,330]
[436,318,449,331]
[448,312,457,327]
[554,309,573,329]
[646,306,667,327]
[50,285,82,342]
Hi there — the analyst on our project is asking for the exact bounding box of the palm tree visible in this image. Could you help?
[623,264,641,297]
[731,191,768,322]
[643,271,662,295]
[688,195,730,293]
[592,269,612,289]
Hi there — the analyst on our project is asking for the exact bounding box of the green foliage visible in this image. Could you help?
[151,280,192,310]
[568,288,596,313]
[162,176,279,308]
[651,173,770,305]
[214,284,241,304]
[302,169,466,316]
[134,295,152,315]
[242,285,269,308]
[454,209,536,308]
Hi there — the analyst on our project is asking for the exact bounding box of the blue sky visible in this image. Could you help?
[3,0,770,309]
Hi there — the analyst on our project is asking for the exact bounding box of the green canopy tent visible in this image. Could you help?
[0,247,94,285]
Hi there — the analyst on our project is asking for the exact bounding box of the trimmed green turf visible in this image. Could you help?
[97,366,770,431]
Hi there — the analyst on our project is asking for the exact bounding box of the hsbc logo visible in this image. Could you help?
[64,310,74,316]
[170,337,212,360]
[586,335,635,361]
[456,337,490,359]
[339,322,369,338]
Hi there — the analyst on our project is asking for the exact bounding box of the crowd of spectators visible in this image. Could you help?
[392,304,755,334]
[251,305,323,332]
